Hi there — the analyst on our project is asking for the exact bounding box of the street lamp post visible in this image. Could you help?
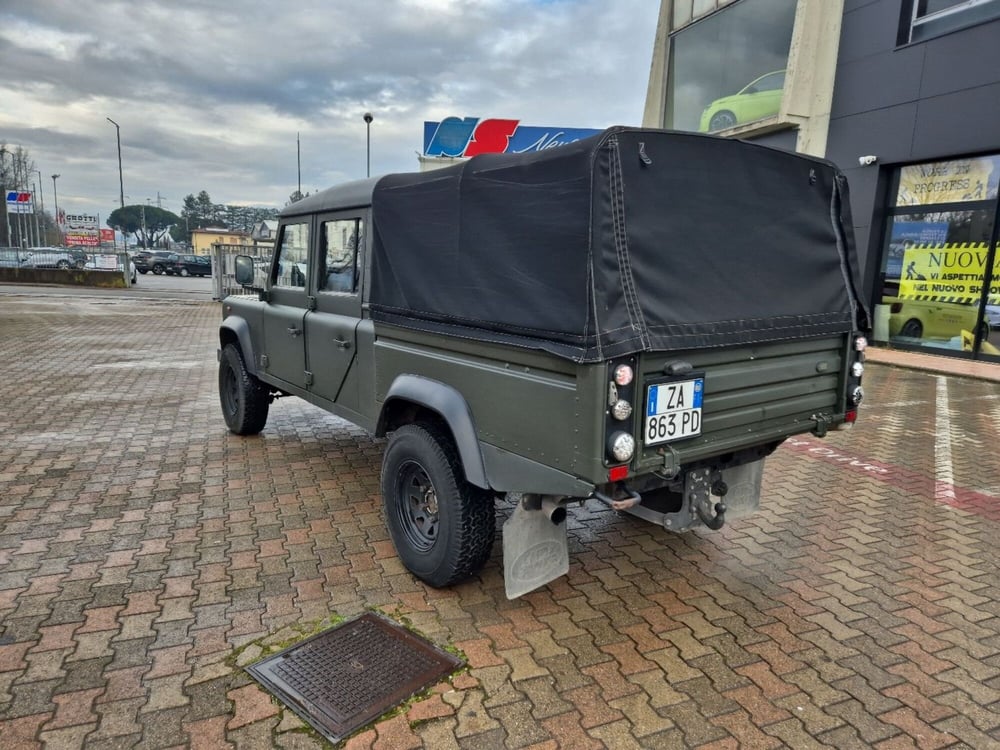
[363,112,373,178]
[51,174,60,237]
[0,147,10,247]
[33,170,45,244]
[106,117,124,209]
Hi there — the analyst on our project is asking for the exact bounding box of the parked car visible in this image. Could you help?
[0,248,28,267]
[886,297,987,340]
[133,251,177,275]
[22,247,87,270]
[166,254,212,277]
[699,70,786,133]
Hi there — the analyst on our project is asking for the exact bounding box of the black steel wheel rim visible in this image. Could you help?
[221,362,239,417]
[394,460,439,551]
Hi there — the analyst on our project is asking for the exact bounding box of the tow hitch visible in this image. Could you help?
[690,468,727,531]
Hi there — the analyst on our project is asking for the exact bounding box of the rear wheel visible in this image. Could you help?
[56,259,70,270]
[179,267,189,277]
[219,343,270,435]
[381,423,495,587]
[152,263,164,275]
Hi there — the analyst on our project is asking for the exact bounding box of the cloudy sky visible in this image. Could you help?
[0,0,657,221]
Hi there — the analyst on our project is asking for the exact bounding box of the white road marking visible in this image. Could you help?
[935,376,956,502]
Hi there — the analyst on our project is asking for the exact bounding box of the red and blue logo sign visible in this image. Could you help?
[5,191,33,214]
[423,117,601,158]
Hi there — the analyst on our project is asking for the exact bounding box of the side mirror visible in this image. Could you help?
[234,255,256,286]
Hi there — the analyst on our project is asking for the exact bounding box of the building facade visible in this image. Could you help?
[644,0,1000,363]
[191,228,251,256]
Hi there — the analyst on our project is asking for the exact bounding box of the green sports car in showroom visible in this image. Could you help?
[699,70,785,133]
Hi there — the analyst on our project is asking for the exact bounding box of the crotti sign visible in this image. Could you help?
[5,191,33,214]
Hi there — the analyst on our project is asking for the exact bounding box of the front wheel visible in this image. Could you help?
[709,110,737,131]
[219,343,270,435]
[381,424,495,588]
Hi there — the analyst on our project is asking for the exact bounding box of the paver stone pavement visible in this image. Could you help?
[0,293,998,748]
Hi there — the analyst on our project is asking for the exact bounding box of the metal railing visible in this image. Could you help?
[211,243,272,300]
[0,247,134,285]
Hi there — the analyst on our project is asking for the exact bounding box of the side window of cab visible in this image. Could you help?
[273,222,310,289]
[320,218,363,294]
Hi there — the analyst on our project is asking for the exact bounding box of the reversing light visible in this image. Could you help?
[851,361,864,377]
[854,336,868,352]
[613,364,634,386]
[851,385,864,405]
[608,431,635,463]
[611,399,633,421]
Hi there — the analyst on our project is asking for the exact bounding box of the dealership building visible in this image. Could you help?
[643,0,1000,364]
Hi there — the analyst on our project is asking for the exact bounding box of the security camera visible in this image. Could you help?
[858,155,878,166]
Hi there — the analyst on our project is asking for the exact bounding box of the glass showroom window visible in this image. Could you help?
[906,0,1000,42]
[665,0,796,133]
[877,155,1000,359]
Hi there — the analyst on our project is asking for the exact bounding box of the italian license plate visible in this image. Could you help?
[644,376,704,445]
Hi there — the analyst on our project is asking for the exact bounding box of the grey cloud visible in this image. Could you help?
[1,0,654,213]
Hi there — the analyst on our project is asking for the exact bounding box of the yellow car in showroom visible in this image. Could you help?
[699,70,785,133]
[886,297,987,340]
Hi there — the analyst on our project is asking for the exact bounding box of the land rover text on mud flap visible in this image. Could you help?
[218,127,869,599]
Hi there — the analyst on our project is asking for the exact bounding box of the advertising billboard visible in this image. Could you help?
[423,117,602,158]
[64,213,100,247]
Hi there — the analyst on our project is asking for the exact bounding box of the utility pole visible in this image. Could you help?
[31,183,41,246]
[107,117,124,209]
[34,170,45,244]
[51,174,60,244]
[0,147,10,248]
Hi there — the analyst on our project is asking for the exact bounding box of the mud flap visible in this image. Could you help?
[502,498,569,600]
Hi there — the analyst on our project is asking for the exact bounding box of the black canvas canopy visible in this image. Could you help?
[370,127,867,363]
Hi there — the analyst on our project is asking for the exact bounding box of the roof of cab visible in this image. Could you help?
[279,176,380,218]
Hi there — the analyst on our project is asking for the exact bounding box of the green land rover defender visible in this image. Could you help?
[218,127,869,598]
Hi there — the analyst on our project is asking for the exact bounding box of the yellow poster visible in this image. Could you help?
[896,157,996,206]
[898,243,1000,304]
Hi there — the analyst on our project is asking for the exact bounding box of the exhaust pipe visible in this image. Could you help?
[541,497,567,525]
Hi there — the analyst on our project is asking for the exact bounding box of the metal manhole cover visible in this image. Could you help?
[246,612,463,744]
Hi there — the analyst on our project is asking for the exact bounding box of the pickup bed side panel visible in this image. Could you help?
[373,329,595,491]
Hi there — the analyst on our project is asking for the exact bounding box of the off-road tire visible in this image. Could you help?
[219,343,269,435]
[381,423,495,587]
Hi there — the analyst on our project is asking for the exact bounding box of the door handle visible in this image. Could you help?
[334,337,351,350]
[287,326,302,337]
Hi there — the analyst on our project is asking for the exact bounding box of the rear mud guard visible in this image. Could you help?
[502,493,569,599]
